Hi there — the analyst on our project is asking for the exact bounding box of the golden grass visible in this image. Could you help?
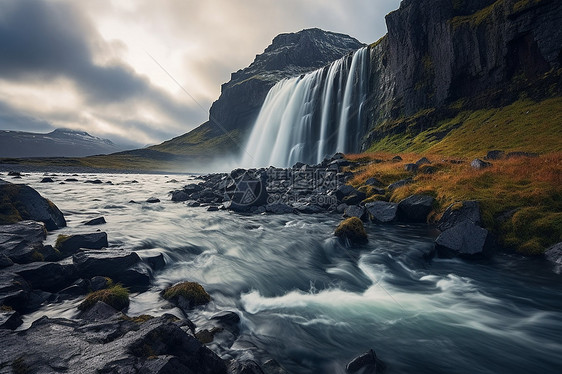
[345,152,562,255]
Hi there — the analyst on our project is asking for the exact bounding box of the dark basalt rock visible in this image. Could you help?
[397,195,435,223]
[545,242,562,273]
[346,349,386,373]
[228,360,265,374]
[438,201,482,231]
[146,197,161,203]
[0,308,23,330]
[415,157,431,166]
[40,177,54,183]
[471,159,492,170]
[11,262,77,293]
[0,253,13,269]
[90,276,112,291]
[266,203,294,214]
[0,221,47,264]
[73,249,141,279]
[56,232,108,257]
[435,221,493,258]
[0,183,66,230]
[344,205,367,220]
[364,177,383,187]
[84,217,106,226]
[171,190,189,202]
[211,311,241,333]
[365,201,398,223]
[387,178,412,191]
[78,300,120,321]
[404,163,419,172]
[484,150,505,160]
[140,252,166,271]
[85,179,103,184]
[0,272,31,312]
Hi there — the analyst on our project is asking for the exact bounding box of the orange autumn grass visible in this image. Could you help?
[345,151,562,255]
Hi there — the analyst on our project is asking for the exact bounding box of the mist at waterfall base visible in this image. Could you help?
[242,47,370,168]
[20,173,562,374]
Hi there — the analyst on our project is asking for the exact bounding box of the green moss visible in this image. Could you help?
[512,0,545,13]
[1,305,14,311]
[120,314,155,324]
[78,285,130,312]
[31,250,44,262]
[162,281,211,307]
[369,35,386,48]
[450,0,503,28]
[54,234,70,249]
[334,217,368,244]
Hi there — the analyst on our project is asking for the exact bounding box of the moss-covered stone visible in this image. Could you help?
[162,281,211,308]
[334,217,368,244]
[78,285,130,312]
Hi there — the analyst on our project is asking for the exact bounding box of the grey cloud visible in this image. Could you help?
[0,101,54,133]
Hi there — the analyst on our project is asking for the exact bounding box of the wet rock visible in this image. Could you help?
[11,262,77,292]
[171,190,189,202]
[140,252,166,271]
[415,157,431,166]
[84,217,106,226]
[119,265,151,292]
[65,178,79,182]
[187,201,201,207]
[346,349,386,373]
[397,195,435,223]
[365,201,398,223]
[404,163,418,172]
[293,203,324,214]
[0,221,47,264]
[56,232,108,257]
[545,242,562,273]
[196,327,223,344]
[78,301,120,321]
[336,203,349,214]
[266,203,294,214]
[387,178,412,191]
[470,158,492,170]
[39,244,60,262]
[364,177,383,187]
[207,206,220,212]
[146,197,161,203]
[0,308,22,330]
[435,221,493,258]
[0,253,13,268]
[438,201,481,231]
[40,177,54,183]
[59,278,89,297]
[85,179,103,184]
[0,183,66,230]
[342,191,367,206]
[7,171,21,177]
[228,360,265,374]
[334,217,368,244]
[484,150,504,160]
[0,272,31,312]
[73,249,141,279]
[90,276,113,291]
[344,205,367,220]
[162,281,211,311]
[262,359,288,374]
[335,184,357,201]
[211,311,241,332]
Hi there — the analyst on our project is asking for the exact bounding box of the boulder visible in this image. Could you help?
[84,217,106,226]
[545,242,562,273]
[207,206,219,212]
[344,205,366,220]
[335,184,357,201]
[12,262,77,292]
[364,177,383,187]
[342,191,367,206]
[59,278,89,297]
[404,163,418,172]
[391,155,402,162]
[334,217,368,244]
[387,178,412,191]
[162,281,211,313]
[415,157,431,166]
[435,221,493,258]
[438,201,481,231]
[0,183,66,230]
[228,360,265,374]
[0,253,13,268]
[346,349,386,374]
[85,179,103,184]
[365,201,398,223]
[118,265,151,292]
[139,252,166,271]
[90,276,113,291]
[146,197,161,203]
[266,203,294,214]
[171,190,189,202]
[397,195,435,223]
[0,221,47,264]
[73,249,141,279]
[293,203,324,214]
[470,158,492,170]
[0,272,31,312]
[40,177,54,183]
[0,308,22,330]
[210,311,240,333]
[56,232,108,256]
[78,301,120,321]
[484,150,504,160]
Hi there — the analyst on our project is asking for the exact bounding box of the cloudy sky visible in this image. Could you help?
[0,0,400,147]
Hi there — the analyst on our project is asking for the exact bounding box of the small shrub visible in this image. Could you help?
[78,284,129,312]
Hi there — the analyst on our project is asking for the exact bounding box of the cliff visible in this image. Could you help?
[364,0,562,150]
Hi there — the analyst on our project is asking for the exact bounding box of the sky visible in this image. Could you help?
[0,0,401,148]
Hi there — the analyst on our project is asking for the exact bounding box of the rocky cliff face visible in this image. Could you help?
[364,0,562,147]
[208,28,364,136]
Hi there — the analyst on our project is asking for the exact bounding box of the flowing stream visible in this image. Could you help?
[12,172,562,374]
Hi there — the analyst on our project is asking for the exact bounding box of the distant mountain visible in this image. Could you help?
[0,128,126,158]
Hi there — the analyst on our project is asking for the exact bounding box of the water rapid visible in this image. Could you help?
[12,172,562,374]
[242,47,370,168]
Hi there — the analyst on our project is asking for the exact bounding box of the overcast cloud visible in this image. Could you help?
[0,0,400,147]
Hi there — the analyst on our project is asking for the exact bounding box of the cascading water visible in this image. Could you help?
[241,46,370,168]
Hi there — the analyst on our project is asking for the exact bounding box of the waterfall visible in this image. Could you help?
[241,46,370,168]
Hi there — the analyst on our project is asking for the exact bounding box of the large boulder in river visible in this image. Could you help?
[435,221,493,258]
[0,272,31,312]
[0,221,47,264]
[344,205,366,220]
[0,308,22,330]
[55,232,108,257]
[0,182,66,230]
[397,195,435,223]
[545,242,562,273]
[73,249,141,280]
[334,217,368,244]
[365,201,398,223]
[438,201,481,231]
[346,349,386,373]
[11,262,77,292]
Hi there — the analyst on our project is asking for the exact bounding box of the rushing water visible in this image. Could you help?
[9,171,562,374]
[242,47,370,168]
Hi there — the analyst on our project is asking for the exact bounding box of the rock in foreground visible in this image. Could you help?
[335,217,368,244]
